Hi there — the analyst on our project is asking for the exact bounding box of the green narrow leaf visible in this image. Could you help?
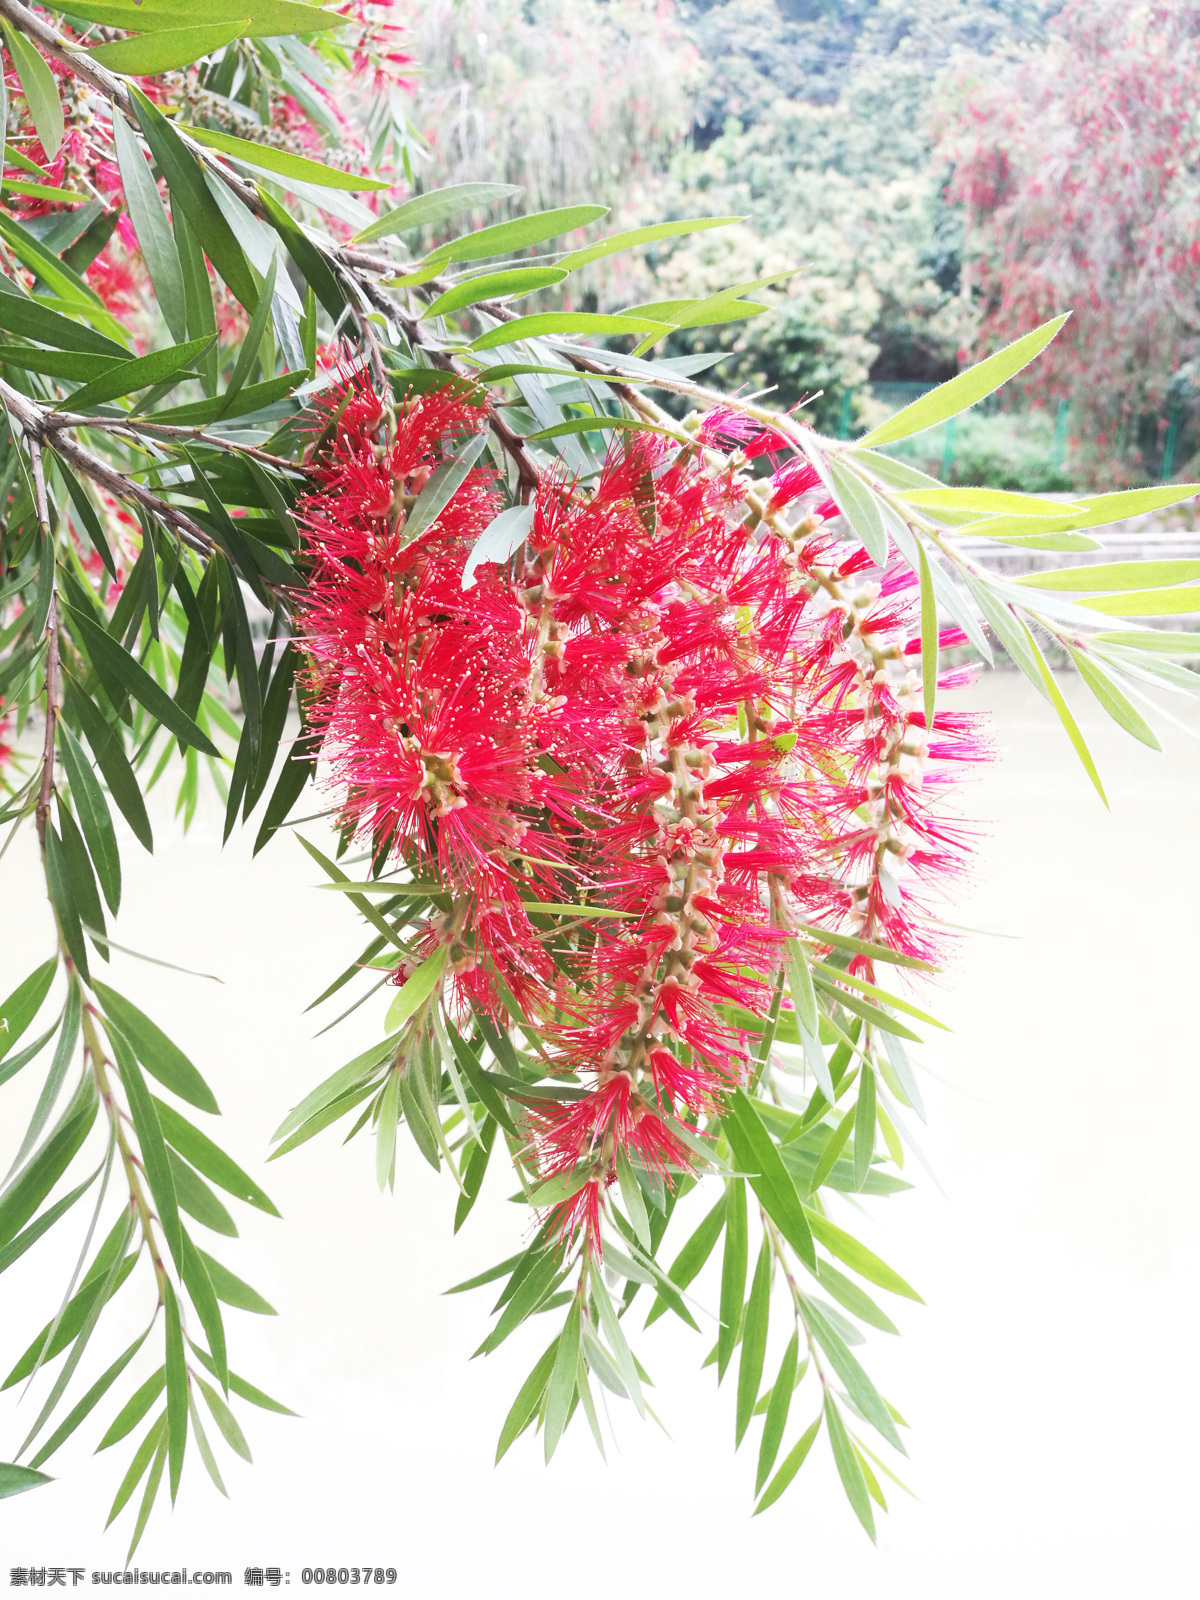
[153,1098,277,1214]
[755,1413,821,1514]
[401,432,489,546]
[64,677,153,853]
[785,937,818,1036]
[170,1150,236,1236]
[43,824,90,981]
[111,112,186,343]
[58,720,121,913]
[0,290,127,357]
[855,1442,888,1509]
[149,369,305,427]
[181,122,390,190]
[900,486,1078,517]
[96,1370,165,1452]
[105,1415,164,1526]
[0,959,56,1066]
[454,1116,496,1233]
[193,1348,294,1416]
[17,1208,135,1458]
[805,1211,922,1301]
[129,84,258,313]
[104,1024,182,1272]
[252,725,318,855]
[294,833,411,951]
[1,21,63,158]
[543,1298,582,1464]
[736,1235,771,1447]
[353,182,522,244]
[56,798,107,956]
[756,1330,799,1493]
[93,985,217,1113]
[0,1461,53,1499]
[825,1392,875,1540]
[816,1261,899,1335]
[590,1270,645,1418]
[917,536,937,732]
[62,207,121,277]
[810,977,923,1041]
[495,1338,557,1463]
[574,1348,604,1456]
[1066,646,1161,750]
[645,1191,726,1328]
[271,1031,397,1145]
[853,1066,876,1191]
[127,1427,167,1558]
[808,1107,855,1194]
[196,1372,253,1461]
[723,1092,816,1270]
[187,1391,227,1498]
[557,216,743,271]
[375,1068,400,1191]
[28,530,55,643]
[802,1298,902,1451]
[943,484,1200,543]
[859,314,1070,448]
[1083,586,1200,617]
[174,207,218,394]
[471,312,673,352]
[423,266,567,319]
[475,1248,564,1357]
[0,1168,97,1276]
[217,254,277,418]
[1025,626,1108,804]
[446,1022,519,1137]
[0,1021,59,1094]
[417,204,607,270]
[255,184,345,324]
[826,456,888,564]
[0,1086,96,1255]
[615,1146,651,1250]
[62,604,219,756]
[718,1176,747,1381]
[181,1236,227,1391]
[63,0,341,36]
[89,21,247,74]
[2,1252,138,1393]
[244,639,297,816]
[383,943,448,1031]
[56,459,117,579]
[58,335,212,412]
[1015,559,1200,592]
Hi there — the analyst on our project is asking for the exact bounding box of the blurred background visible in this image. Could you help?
[393,0,1200,494]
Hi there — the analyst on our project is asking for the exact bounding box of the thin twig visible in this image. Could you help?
[28,437,60,850]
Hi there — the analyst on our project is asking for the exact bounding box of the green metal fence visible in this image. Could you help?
[836,382,1189,481]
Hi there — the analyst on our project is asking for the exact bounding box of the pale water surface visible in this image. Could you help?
[2,673,1197,1596]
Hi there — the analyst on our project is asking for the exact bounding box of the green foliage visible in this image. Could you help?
[0,0,1197,1557]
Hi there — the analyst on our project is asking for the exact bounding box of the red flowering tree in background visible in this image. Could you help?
[1,0,1198,1555]
[936,0,1200,479]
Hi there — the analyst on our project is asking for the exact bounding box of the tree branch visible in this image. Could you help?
[28,437,60,851]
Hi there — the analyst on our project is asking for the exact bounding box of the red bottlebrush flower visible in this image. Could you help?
[295,381,990,1256]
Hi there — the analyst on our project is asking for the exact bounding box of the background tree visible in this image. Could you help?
[934,0,1200,483]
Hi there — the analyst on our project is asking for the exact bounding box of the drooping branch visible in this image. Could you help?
[28,436,60,851]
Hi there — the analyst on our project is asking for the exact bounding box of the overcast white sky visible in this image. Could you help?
[2,671,1197,1596]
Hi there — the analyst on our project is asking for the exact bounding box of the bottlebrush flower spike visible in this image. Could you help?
[295,384,989,1258]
